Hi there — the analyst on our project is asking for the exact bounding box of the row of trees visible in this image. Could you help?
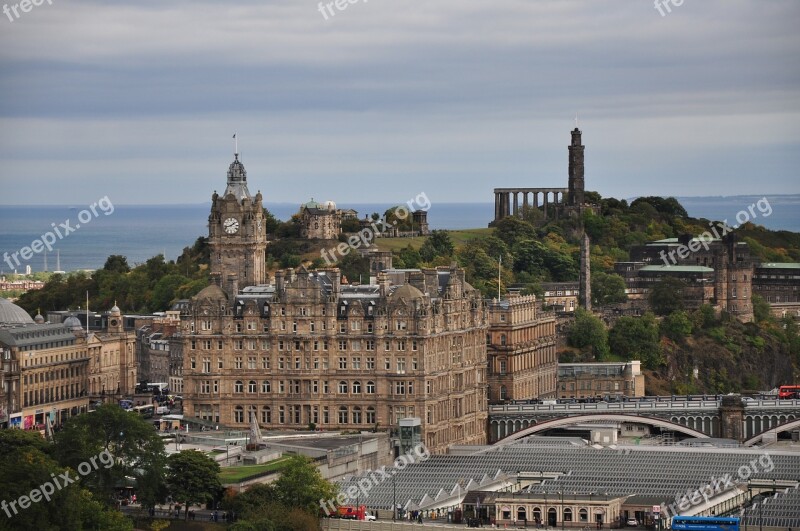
[0,404,337,530]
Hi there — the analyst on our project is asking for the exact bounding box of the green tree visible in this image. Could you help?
[649,277,687,316]
[660,310,693,342]
[103,255,131,274]
[567,308,610,359]
[150,273,191,311]
[262,208,282,235]
[419,230,454,262]
[609,313,663,368]
[338,251,370,284]
[752,294,772,323]
[271,456,338,514]
[591,271,627,306]
[493,216,537,248]
[166,450,222,520]
[54,403,167,508]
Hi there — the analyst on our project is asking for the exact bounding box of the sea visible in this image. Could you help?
[0,195,798,274]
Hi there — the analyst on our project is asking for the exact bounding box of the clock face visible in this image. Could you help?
[223,217,239,234]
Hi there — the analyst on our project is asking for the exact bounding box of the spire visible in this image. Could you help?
[233,132,238,156]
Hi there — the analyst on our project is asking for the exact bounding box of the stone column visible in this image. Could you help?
[512,192,519,216]
[495,192,500,221]
[543,192,549,218]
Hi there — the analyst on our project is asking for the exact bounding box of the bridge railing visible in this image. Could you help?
[488,399,800,413]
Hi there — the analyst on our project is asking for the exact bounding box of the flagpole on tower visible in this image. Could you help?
[233,132,238,156]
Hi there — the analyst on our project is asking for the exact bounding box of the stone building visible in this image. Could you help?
[208,152,268,293]
[86,304,137,400]
[181,266,489,454]
[0,298,89,429]
[135,313,180,387]
[299,199,342,240]
[486,293,558,402]
[753,262,800,304]
[541,282,580,313]
[557,361,645,399]
[616,234,756,321]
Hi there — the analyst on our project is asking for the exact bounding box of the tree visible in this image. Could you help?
[493,216,537,248]
[271,455,338,514]
[54,403,167,508]
[150,273,191,311]
[166,450,222,520]
[419,231,454,262]
[609,313,663,368]
[660,310,693,342]
[752,294,772,323]
[591,272,627,306]
[649,277,687,316]
[103,255,130,274]
[567,308,610,359]
[338,251,370,284]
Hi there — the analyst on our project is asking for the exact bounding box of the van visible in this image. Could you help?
[156,406,170,415]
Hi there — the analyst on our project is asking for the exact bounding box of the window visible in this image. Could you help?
[338,340,347,351]
[412,340,418,351]
[261,406,271,424]
[366,381,375,394]
[248,356,256,369]
[338,381,348,394]
[235,356,243,369]
[202,357,211,373]
[366,406,376,425]
[234,406,244,423]
[352,381,361,393]
[262,357,270,369]
[248,380,257,393]
[396,321,407,331]
[397,340,406,351]
[338,406,348,424]
[366,357,375,370]
[278,357,285,369]
[218,357,224,369]
[235,381,243,393]
[352,407,362,424]
[412,358,418,370]
[190,357,196,369]
[499,360,507,375]
[352,357,361,369]
[295,357,301,369]
[396,357,406,373]
[395,382,406,395]
[339,357,347,369]
[261,380,271,393]
[384,358,391,370]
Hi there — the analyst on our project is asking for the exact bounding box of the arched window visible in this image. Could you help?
[234,406,244,423]
[517,507,527,522]
[352,407,362,424]
[262,380,271,393]
[261,406,271,424]
[338,406,348,424]
[366,406,376,424]
[248,380,257,393]
[564,508,572,522]
[366,381,375,394]
[338,381,348,394]
[500,385,507,400]
[500,334,507,346]
[579,509,588,523]
[234,380,243,393]
[352,381,361,393]
[533,508,542,524]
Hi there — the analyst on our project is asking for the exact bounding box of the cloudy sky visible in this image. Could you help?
[0,0,798,205]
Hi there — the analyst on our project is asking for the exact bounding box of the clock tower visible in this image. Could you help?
[208,151,267,295]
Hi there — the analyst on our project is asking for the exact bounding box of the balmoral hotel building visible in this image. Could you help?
[181,152,488,453]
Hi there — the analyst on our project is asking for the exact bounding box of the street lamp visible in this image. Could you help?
[544,490,548,529]
[558,491,564,530]
[393,474,396,521]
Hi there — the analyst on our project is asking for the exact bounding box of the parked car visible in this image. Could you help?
[627,518,638,526]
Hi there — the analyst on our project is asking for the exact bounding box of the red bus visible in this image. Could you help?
[778,385,800,399]
[336,505,374,520]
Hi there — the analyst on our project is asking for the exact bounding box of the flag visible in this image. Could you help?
[232,133,236,139]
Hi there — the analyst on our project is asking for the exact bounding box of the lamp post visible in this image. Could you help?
[393,474,397,521]
[559,491,564,530]
[544,490,548,529]
[589,492,594,526]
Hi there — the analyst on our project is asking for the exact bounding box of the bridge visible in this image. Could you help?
[489,395,800,446]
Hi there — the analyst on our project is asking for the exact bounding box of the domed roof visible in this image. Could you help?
[34,312,45,324]
[391,284,425,301]
[63,316,83,331]
[193,283,228,301]
[110,304,121,315]
[323,200,336,211]
[303,198,323,209]
[0,298,35,327]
